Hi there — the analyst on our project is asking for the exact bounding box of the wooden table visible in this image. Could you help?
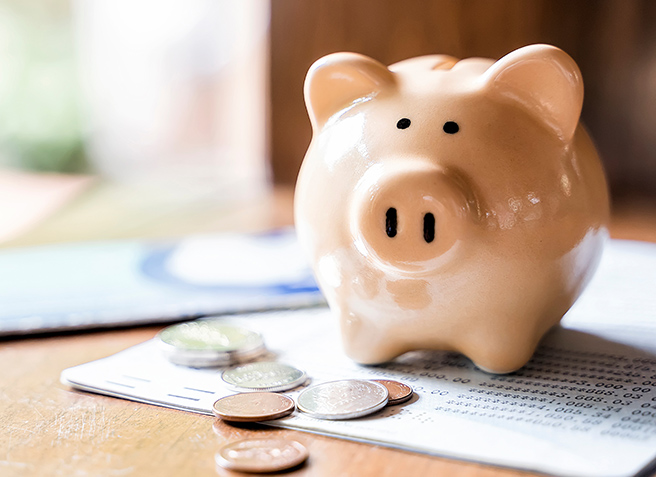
[1,183,655,477]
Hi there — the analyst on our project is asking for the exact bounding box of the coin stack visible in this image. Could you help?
[158,319,414,473]
[156,320,266,367]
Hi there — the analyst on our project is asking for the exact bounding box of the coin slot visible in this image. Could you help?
[386,208,398,238]
[423,213,435,243]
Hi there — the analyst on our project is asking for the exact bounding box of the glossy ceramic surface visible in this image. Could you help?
[294,44,609,373]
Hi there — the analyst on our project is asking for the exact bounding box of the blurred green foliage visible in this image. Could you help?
[0,0,88,173]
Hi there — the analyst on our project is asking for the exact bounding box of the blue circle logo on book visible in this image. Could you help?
[141,229,320,294]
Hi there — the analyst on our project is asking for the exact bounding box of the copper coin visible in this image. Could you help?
[212,392,295,422]
[372,379,413,405]
[215,438,308,473]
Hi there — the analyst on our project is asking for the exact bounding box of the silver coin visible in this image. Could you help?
[156,320,265,367]
[297,379,389,420]
[222,362,307,393]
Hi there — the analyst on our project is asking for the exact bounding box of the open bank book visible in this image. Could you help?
[62,240,656,477]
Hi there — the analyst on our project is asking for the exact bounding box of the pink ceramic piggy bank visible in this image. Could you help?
[294,44,609,373]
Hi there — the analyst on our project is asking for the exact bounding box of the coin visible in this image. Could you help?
[212,392,295,422]
[297,379,388,420]
[371,379,413,405]
[221,362,307,393]
[156,320,265,367]
[215,438,309,473]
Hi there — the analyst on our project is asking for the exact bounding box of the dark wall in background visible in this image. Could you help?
[270,0,656,201]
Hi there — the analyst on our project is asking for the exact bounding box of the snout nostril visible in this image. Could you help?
[386,208,398,238]
[423,213,435,243]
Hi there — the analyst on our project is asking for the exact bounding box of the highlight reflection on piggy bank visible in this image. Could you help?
[294,44,609,373]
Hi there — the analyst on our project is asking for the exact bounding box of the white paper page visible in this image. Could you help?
[61,240,656,477]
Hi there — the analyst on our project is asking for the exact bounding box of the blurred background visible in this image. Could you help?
[0,0,655,245]
[270,0,656,199]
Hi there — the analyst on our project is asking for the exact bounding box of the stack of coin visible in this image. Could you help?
[156,320,266,367]
[221,362,307,393]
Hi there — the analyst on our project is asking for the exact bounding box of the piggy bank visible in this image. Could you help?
[294,44,609,373]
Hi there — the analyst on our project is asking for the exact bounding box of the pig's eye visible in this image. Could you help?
[443,121,459,134]
[396,118,411,129]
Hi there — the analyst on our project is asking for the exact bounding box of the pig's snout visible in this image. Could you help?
[383,203,436,243]
[351,161,474,273]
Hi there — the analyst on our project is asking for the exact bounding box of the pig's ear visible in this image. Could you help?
[482,44,583,142]
[304,52,396,130]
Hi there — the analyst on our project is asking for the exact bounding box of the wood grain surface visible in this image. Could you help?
[1,189,655,477]
[0,326,538,477]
